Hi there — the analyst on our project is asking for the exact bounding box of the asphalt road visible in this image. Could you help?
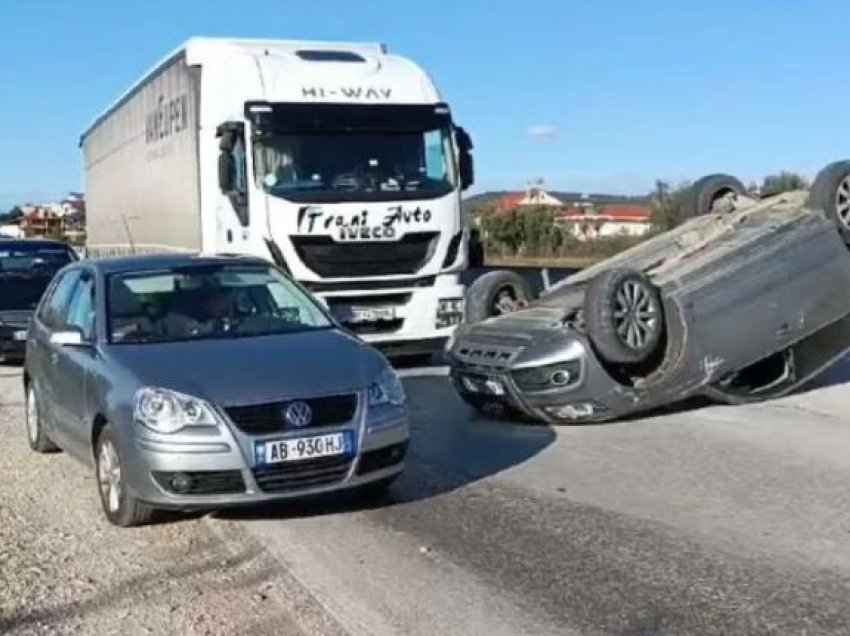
[208,360,850,636]
[4,358,850,635]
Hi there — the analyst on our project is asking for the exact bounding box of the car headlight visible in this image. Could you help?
[511,360,581,392]
[133,387,218,434]
[367,367,406,407]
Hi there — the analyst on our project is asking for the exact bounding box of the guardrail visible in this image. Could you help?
[460,265,580,297]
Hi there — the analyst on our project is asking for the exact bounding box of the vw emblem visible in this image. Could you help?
[284,401,312,427]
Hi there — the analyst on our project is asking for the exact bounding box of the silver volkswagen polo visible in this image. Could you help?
[23,253,409,526]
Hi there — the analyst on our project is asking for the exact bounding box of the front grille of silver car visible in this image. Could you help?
[225,394,358,435]
[452,342,522,371]
[252,456,352,493]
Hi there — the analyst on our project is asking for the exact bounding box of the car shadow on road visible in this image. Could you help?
[214,373,557,522]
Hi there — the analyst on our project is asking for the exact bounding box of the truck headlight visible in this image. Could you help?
[133,387,218,434]
[367,367,406,407]
[436,297,465,328]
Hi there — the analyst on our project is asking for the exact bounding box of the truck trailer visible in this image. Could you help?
[79,37,475,357]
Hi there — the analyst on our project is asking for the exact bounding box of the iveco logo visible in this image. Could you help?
[283,401,312,427]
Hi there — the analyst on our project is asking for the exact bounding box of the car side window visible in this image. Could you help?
[64,274,96,341]
[38,269,82,330]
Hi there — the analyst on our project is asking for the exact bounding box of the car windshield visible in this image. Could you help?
[0,243,76,310]
[107,264,333,344]
[253,128,457,203]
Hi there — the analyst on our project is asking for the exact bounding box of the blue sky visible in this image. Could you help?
[1,0,848,209]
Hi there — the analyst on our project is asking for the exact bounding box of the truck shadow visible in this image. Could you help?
[214,374,557,521]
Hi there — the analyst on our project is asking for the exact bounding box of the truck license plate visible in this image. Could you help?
[350,306,396,322]
[12,330,27,341]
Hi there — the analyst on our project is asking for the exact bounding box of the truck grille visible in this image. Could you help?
[225,394,358,435]
[346,319,404,335]
[252,456,352,493]
[325,293,412,309]
[291,232,438,278]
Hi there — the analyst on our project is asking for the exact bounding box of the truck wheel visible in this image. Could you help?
[806,159,850,245]
[583,268,665,366]
[685,174,747,217]
[464,270,532,323]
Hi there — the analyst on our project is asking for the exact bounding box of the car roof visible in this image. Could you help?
[0,238,75,251]
[83,252,273,275]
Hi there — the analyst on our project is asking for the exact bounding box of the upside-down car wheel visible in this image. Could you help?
[807,159,850,246]
[583,268,665,366]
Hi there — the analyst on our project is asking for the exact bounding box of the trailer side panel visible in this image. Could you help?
[82,53,202,256]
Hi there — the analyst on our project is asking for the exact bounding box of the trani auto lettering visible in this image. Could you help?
[297,204,432,240]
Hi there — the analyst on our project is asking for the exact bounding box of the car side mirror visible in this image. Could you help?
[50,328,86,347]
[456,127,474,190]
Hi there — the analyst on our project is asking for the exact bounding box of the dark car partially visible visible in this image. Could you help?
[0,239,77,362]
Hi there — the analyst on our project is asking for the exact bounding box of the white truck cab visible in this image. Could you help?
[81,37,475,357]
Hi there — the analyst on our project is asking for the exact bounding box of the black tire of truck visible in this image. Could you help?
[806,159,850,246]
[583,268,665,366]
[464,270,533,323]
[684,173,747,218]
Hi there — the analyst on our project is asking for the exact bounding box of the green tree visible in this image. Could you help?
[649,179,690,231]
[760,171,809,197]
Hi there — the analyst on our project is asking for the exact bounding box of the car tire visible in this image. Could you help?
[685,173,747,218]
[806,159,850,245]
[583,268,665,366]
[94,424,155,527]
[464,270,533,323]
[25,383,60,453]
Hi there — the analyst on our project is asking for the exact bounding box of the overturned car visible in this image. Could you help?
[448,160,850,424]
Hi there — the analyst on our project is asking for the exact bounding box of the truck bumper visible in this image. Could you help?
[316,275,465,353]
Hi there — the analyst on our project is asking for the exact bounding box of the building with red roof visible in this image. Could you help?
[555,203,652,241]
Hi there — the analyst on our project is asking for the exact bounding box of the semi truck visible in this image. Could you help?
[79,37,475,357]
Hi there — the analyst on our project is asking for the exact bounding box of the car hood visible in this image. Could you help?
[105,328,385,406]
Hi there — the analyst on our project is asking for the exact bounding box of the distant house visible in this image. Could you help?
[496,185,564,211]
[16,194,86,242]
[556,203,652,241]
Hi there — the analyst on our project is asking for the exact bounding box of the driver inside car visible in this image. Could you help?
[160,285,235,338]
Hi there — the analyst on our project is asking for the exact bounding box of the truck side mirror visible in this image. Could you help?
[216,122,250,228]
[218,151,235,193]
[456,127,474,190]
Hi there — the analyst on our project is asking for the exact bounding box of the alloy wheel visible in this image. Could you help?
[613,280,658,350]
[836,175,850,231]
[25,387,39,444]
[97,439,122,514]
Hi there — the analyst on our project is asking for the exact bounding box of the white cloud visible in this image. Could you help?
[527,125,559,140]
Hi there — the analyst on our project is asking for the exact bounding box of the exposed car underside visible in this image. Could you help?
[450,165,850,424]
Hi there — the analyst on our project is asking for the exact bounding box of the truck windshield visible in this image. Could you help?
[252,128,457,203]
